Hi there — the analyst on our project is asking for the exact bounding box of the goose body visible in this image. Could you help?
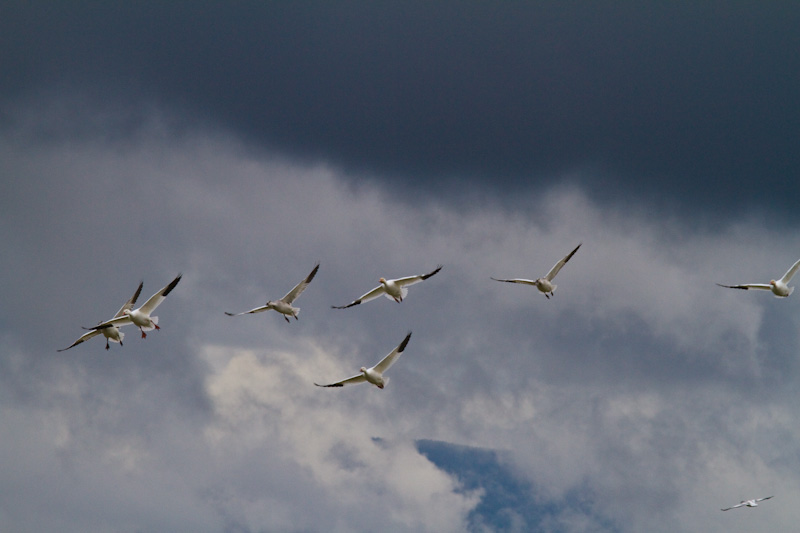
[91,274,182,338]
[717,258,800,298]
[332,266,442,309]
[315,333,412,389]
[58,281,143,351]
[492,243,581,299]
[226,263,319,323]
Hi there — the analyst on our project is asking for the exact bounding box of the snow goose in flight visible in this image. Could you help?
[721,495,773,511]
[58,281,143,351]
[491,243,581,299]
[717,258,800,298]
[315,332,411,389]
[225,263,320,323]
[331,266,442,309]
[90,274,182,339]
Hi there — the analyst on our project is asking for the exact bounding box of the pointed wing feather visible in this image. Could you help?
[716,283,772,291]
[756,496,773,503]
[58,329,101,352]
[780,258,800,283]
[314,374,367,387]
[331,284,386,309]
[138,274,182,315]
[114,281,144,317]
[282,263,320,304]
[373,332,412,374]
[545,243,582,281]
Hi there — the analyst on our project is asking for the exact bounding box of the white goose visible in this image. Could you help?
[315,332,412,389]
[717,258,800,298]
[721,495,773,511]
[331,266,442,309]
[491,243,581,299]
[226,263,319,323]
[58,281,143,351]
[90,274,182,339]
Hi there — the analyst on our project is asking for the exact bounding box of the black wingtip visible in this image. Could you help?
[131,280,144,303]
[224,312,236,316]
[331,301,358,309]
[314,382,343,388]
[421,265,443,280]
[162,274,182,297]
[564,243,582,262]
[307,263,320,282]
[397,331,412,352]
[716,283,747,290]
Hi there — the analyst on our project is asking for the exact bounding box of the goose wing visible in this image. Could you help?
[113,281,144,317]
[755,496,774,503]
[780,258,800,283]
[491,277,537,286]
[282,263,320,304]
[57,329,101,352]
[716,283,772,291]
[314,374,367,387]
[331,284,386,309]
[225,305,270,316]
[721,502,746,511]
[394,265,443,287]
[372,332,412,374]
[545,243,582,281]
[90,315,133,330]
[138,274,182,315]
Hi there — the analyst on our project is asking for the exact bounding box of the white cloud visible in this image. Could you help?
[3,110,800,532]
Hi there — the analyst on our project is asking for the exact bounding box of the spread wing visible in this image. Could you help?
[394,265,443,287]
[314,374,367,388]
[780,258,800,283]
[224,305,269,316]
[331,284,385,309]
[716,283,772,291]
[114,281,144,317]
[721,502,746,511]
[282,263,320,304]
[139,274,182,315]
[545,243,582,281]
[373,332,412,374]
[57,329,101,352]
[491,277,537,286]
[756,496,773,503]
[90,315,133,330]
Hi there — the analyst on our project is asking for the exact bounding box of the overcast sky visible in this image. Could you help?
[2,3,800,532]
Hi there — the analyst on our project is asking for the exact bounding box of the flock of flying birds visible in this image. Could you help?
[59,245,800,511]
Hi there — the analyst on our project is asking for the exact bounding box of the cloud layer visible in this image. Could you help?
[2,101,800,531]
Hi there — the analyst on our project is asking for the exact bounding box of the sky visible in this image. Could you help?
[2,2,800,532]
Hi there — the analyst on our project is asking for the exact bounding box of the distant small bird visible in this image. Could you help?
[721,495,773,511]
[331,266,442,309]
[225,263,319,323]
[491,243,581,299]
[717,258,800,298]
[315,332,412,389]
[58,281,143,351]
[89,274,182,339]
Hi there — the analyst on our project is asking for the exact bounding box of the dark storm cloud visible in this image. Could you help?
[3,2,800,214]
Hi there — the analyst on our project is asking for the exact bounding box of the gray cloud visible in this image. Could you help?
[3,63,800,531]
[3,3,800,217]
[0,25,800,532]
